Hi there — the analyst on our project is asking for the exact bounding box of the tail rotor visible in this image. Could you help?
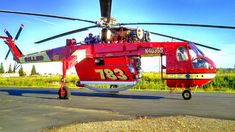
[14,24,24,41]
[4,24,24,60]
[4,29,13,39]
[5,49,11,60]
[3,25,24,72]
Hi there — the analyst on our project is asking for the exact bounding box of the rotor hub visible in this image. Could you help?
[98,17,117,28]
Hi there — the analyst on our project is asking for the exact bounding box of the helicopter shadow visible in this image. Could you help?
[72,91,164,100]
[0,88,169,100]
[0,89,58,100]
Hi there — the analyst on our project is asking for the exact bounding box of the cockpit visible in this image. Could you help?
[188,43,212,69]
[176,43,215,70]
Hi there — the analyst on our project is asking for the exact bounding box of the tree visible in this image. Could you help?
[18,66,25,76]
[31,65,37,75]
[8,64,13,73]
[0,62,4,74]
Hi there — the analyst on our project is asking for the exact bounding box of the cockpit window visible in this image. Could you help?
[188,43,210,69]
[192,58,210,69]
[189,47,197,60]
[189,43,204,57]
[177,46,188,61]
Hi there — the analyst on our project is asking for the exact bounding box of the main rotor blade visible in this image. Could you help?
[149,31,221,51]
[120,22,235,30]
[0,10,96,24]
[35,25,98,44]
[100,0,112,19]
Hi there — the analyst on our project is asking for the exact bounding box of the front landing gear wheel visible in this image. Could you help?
[58,86,70,99]
[182,90,192,100]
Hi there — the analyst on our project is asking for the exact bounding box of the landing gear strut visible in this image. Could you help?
[182,89,192,100]
[58,57,77,99]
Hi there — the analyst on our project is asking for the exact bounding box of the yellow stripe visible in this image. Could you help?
[166,73,216,79]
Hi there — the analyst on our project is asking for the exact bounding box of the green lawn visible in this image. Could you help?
[0,71,234,92]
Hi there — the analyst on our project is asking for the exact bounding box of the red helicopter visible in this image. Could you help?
[0,0,235,100]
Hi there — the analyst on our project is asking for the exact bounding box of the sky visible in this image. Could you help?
[0,0,235,74]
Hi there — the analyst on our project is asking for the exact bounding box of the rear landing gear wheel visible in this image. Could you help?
[109,85,119,94]
[58,86,70,99]
[182,90,192,100]
[110,85,118,88]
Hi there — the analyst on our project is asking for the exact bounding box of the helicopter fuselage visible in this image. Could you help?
[1,34,216,89]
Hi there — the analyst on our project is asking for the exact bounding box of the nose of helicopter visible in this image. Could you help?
[205,57,217,73]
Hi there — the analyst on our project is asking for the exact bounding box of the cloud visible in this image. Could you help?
[204,43,235,68]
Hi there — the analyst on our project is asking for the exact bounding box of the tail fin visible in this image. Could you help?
[1,25,24,63]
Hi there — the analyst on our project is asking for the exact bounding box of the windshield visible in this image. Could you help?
[192,58,210,69]
[189,43,204,57]
[189,43,211,69]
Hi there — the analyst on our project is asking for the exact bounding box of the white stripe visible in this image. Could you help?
[84,84,135,92]
[80,81,137,85]
[72,49,86,62]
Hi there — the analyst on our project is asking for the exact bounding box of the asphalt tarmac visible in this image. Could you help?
[0,87,234,132]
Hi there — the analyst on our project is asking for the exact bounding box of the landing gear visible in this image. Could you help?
[58,75,70,99]
[58,57,76,100]
[58,86,70,99]
[182,89,192,100]
[110,85,118,88]
[109,85,119,94]
[84,84,136,93]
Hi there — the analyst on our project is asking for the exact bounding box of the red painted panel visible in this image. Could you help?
[94,43,124,53]
[167,79,212,88]
[75,57,137,83]
[125,43,138,51]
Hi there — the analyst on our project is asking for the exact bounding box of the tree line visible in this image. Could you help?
[0,62,38,76]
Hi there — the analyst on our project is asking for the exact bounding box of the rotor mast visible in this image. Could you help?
[98,0,117,27]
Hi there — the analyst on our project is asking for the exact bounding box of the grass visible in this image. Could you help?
[0,71,235,92]
[202,69,235,92]
[0,75,77,88]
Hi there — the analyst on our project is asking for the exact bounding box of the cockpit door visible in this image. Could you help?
[175,46,191,72]
[165,45,191,73]
[165,45,193,87]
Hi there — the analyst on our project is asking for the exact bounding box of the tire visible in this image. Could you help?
[182,90,192,100]
[58,86,70,99]
[110,85,118,88]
